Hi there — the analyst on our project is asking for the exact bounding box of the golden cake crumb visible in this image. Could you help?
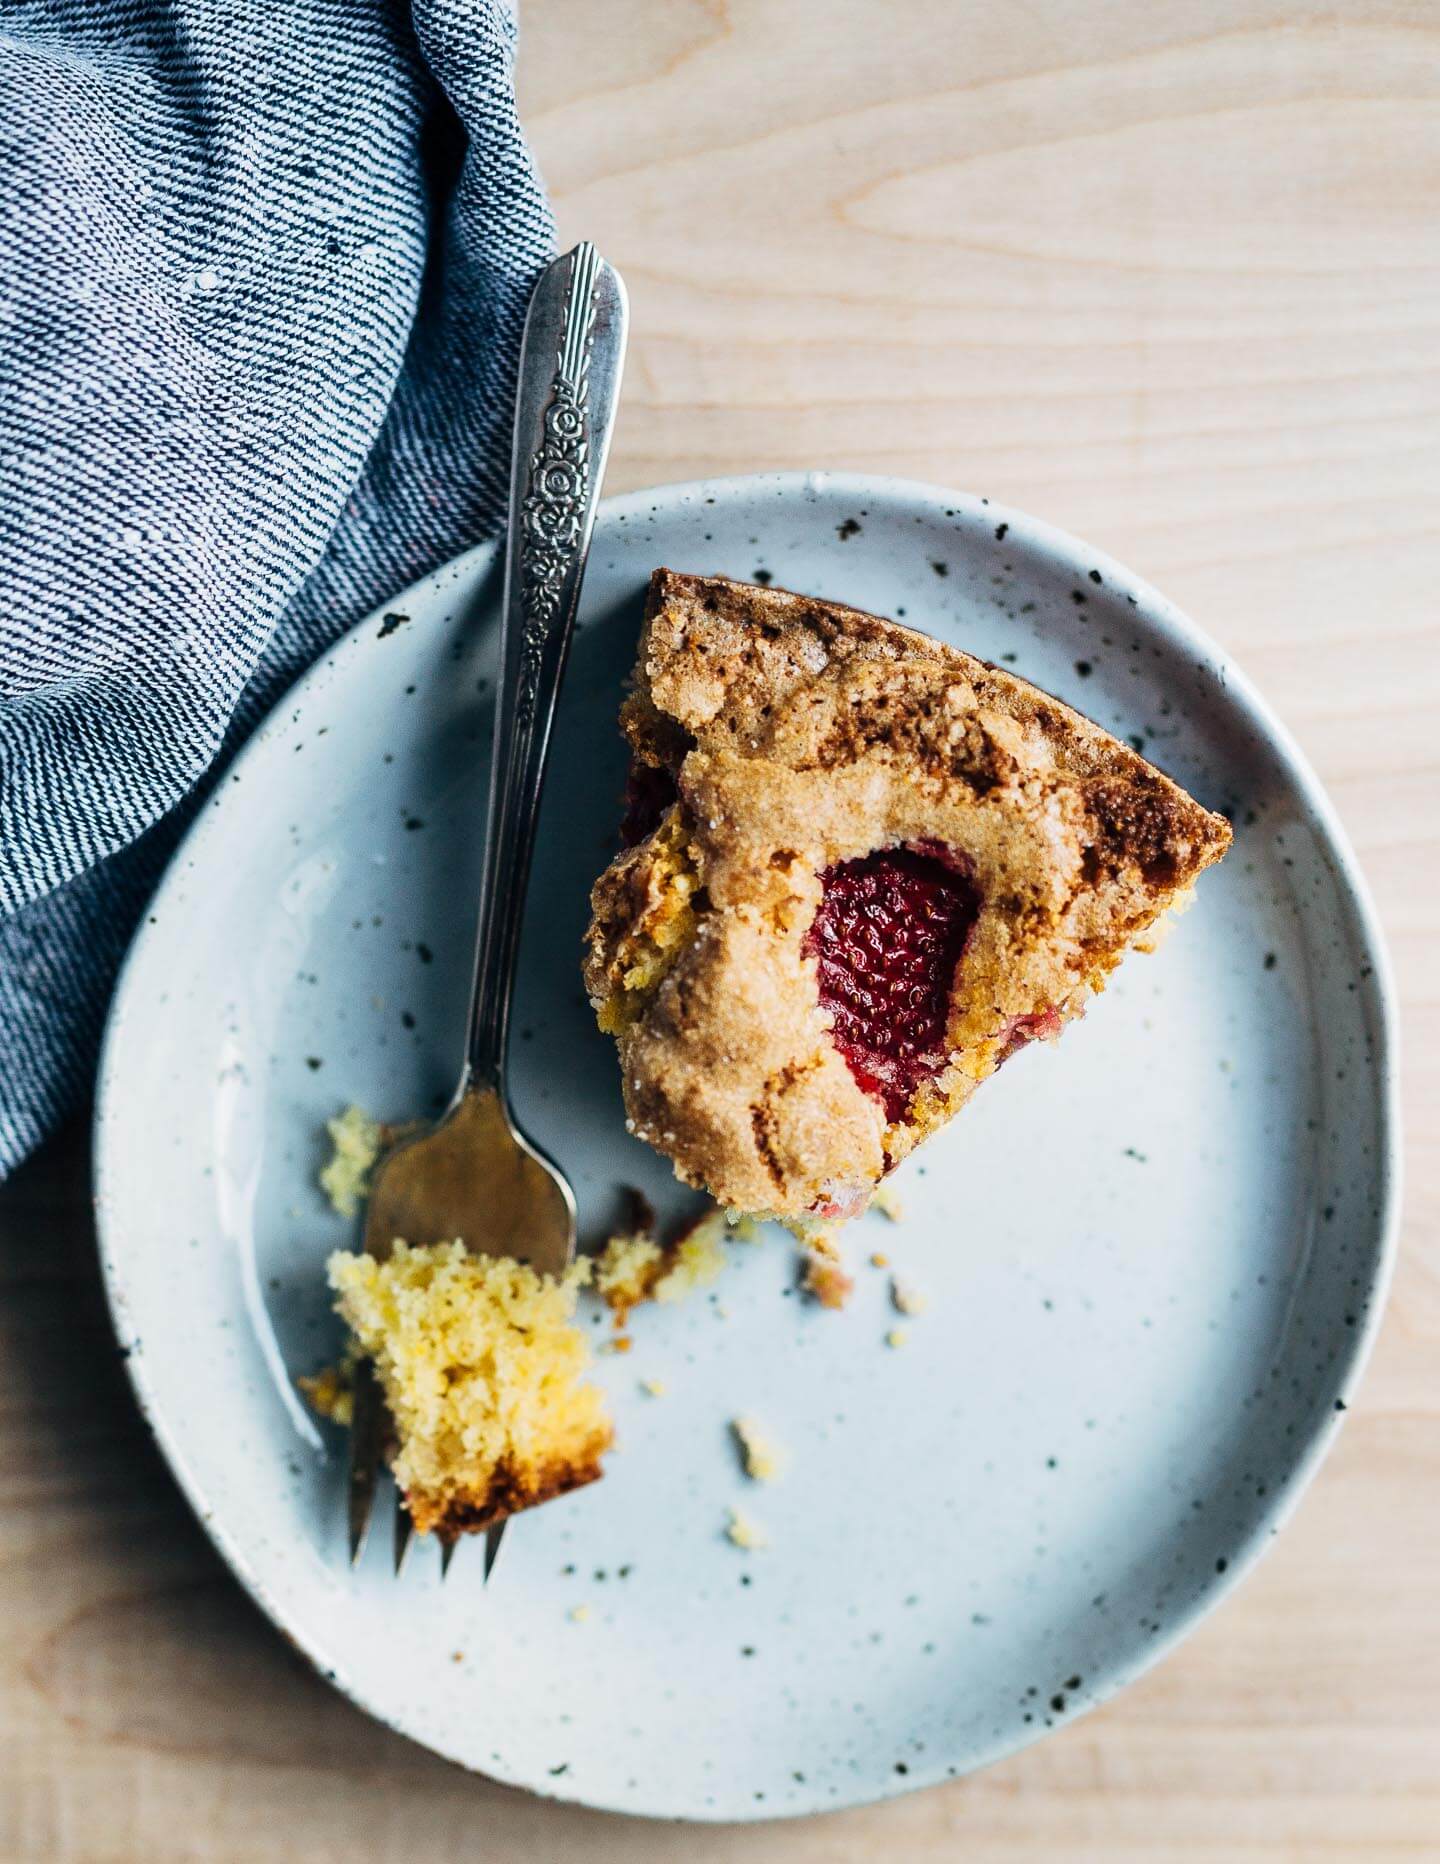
[297,1360,355,1427]
[653,1210,728,1303]
[593,1227,665,1321]
[319,1104,384,1217]
[890,1276,927,1316]
[803,1254,852,1308]
[885,1327,909,1349]
[640,1377,667,1397]
[568,1604,591,1624]
[725,1506,769,1550]
[869,1250,890,1269]
[594,1204,733,1320]
[732,1415,786,1483]
[870,1181,906,1223]
[327,1241,612,1537]
[801,1229,853,1310]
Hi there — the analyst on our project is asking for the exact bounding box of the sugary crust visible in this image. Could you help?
[412,1451,608,1539]
[584,570,1231,1217]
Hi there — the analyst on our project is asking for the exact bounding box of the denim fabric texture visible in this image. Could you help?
[0,0,555,1174]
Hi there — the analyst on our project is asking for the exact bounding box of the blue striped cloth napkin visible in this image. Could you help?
[0,0,555,1174]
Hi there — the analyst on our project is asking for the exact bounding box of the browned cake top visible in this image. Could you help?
[584,570,1231,1219]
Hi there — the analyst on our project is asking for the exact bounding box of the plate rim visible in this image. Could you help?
[92,469,1403,1821]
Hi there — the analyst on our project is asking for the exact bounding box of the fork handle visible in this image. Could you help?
[465,242,629,1093]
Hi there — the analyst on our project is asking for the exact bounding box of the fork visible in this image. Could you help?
[348,240,629,1579]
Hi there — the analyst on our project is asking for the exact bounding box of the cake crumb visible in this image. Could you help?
[319,1105,384,1217]
[869,1251,890,1269]
[802,1230,853,1309]
[640,1377,667,1397]
[871,1181,906,1223]
[732,1415,785,1483]
[297,1359,354,1427]
[653,1210,728,1303]
[725,1506,769,1551]
[594,1199,732,1321]
[568,1604,591,1624]
[890,1277,927,1316]
[886,1327,909,1349]
[593,1228,664,1322]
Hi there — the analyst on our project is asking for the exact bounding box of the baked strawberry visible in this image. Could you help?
[805,844,980,1122]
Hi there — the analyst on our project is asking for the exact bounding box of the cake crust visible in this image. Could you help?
[584,570,1231,1218]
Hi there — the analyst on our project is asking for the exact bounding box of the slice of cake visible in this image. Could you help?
[326,1241,612,1537]
[583,569,1231,1222]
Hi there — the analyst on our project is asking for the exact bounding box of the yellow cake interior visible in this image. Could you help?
[326,1240,612,1537]
[593,807,702,1035]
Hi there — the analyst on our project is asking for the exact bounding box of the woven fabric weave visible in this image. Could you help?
[0,0,554,1173]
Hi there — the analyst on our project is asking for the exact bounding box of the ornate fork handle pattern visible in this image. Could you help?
[514,241,601,727]
[464,241,627,1092]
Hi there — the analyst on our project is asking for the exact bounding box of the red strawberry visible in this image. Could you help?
[804,843,979,1122]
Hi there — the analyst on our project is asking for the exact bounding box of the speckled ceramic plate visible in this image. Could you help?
[94,474,1399,1821]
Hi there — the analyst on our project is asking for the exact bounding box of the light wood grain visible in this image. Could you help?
[3,2,1438,1857]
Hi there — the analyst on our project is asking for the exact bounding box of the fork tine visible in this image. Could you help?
[393,1501,414,1575]
[482,1520,505,1583]
[347,1358,384,1565]
[439,1536,458,1580]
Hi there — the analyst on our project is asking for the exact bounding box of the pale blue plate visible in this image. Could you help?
[94,474,1399,1820]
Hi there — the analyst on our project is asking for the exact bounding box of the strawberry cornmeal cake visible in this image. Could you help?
[583,569,1231,1225]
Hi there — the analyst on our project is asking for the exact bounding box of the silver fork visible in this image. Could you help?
[347,240,629,1579]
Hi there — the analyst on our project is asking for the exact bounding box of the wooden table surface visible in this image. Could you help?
[4,3,1437,1857]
